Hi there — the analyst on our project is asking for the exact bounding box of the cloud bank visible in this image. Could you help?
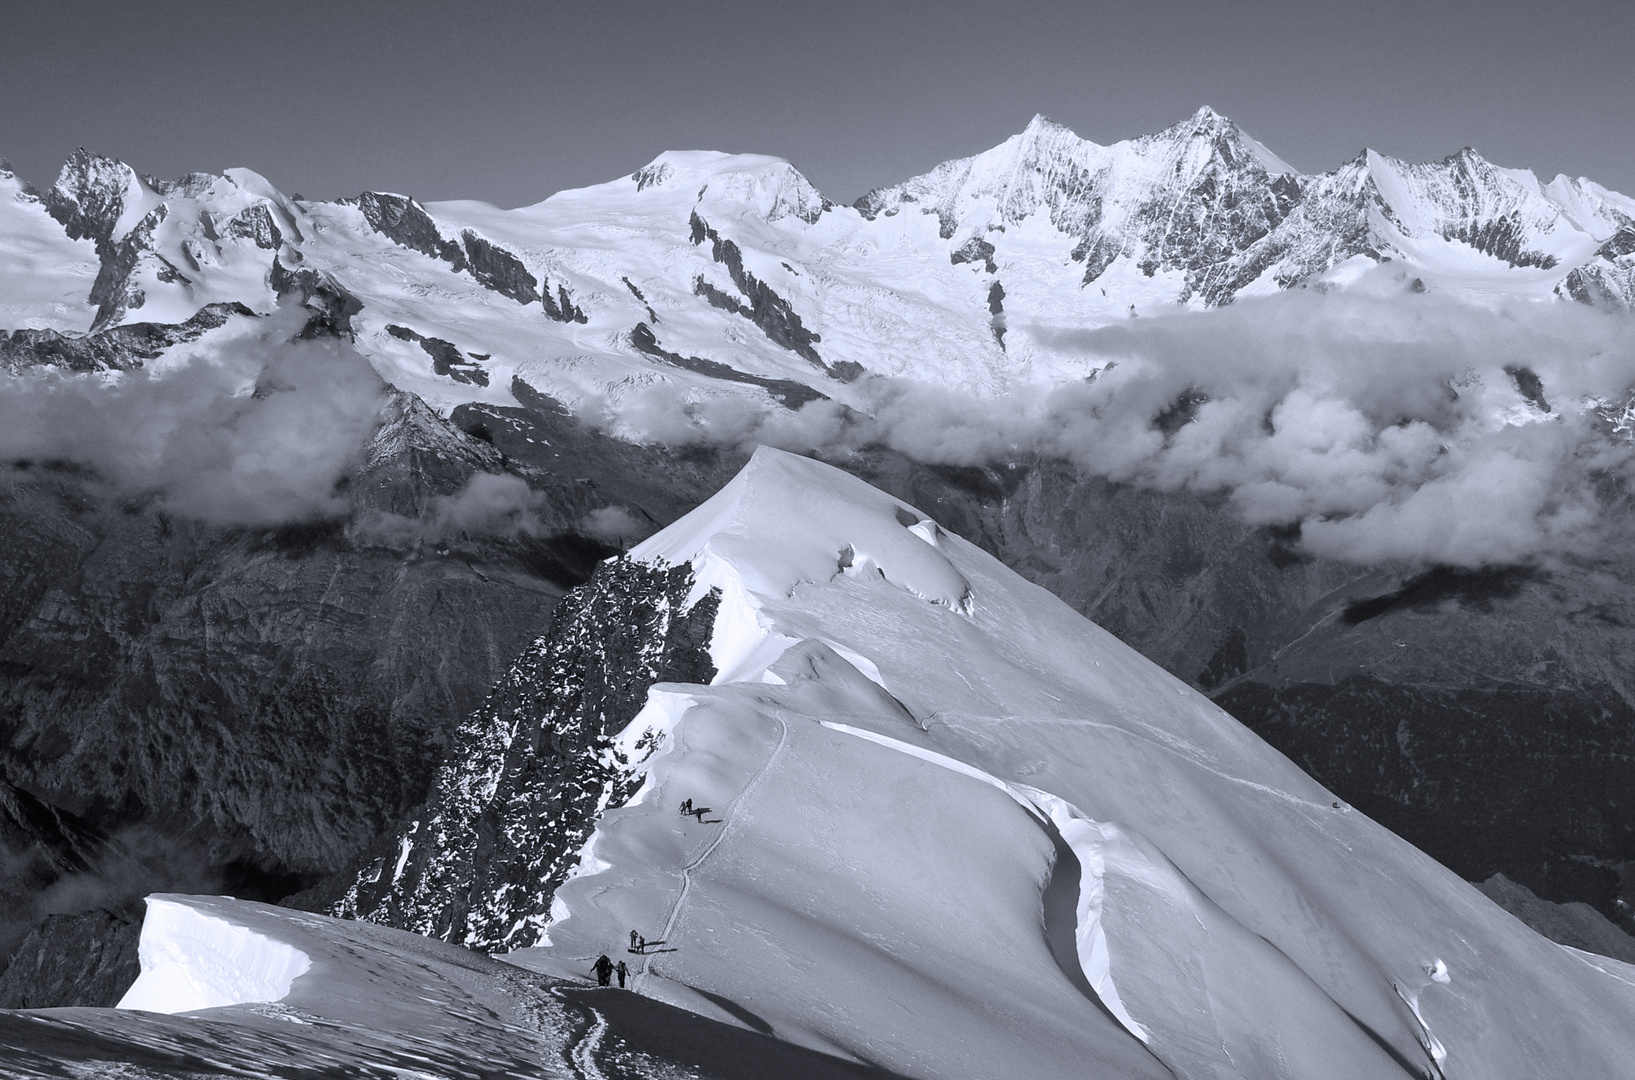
[600,286,1635,567]
[0,312,386,526]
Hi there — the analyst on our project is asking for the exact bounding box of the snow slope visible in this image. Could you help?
[503,447,1635,1080]
[1,890,903,1079]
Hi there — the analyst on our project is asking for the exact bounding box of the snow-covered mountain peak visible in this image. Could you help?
[631,447,971,680]
[44,148,151,245]
[615,150,830,224]
[4,111,1633,419]
[1175,105,1298,176]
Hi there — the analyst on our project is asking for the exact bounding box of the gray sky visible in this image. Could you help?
[2,0,1630,207]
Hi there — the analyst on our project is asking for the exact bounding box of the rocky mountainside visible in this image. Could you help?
[859,109,1635,309]
[333,559,720,949]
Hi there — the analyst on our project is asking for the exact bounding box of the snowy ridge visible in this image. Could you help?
[4,111,1633,417]
[502,448,1635,1080]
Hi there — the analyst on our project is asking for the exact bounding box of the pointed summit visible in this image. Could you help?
[1157,107,1297,176]
[1018,113,1074,140]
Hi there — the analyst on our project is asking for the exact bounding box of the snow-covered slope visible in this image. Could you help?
[353,447,1634,1080]
[5,112,1632,414]
[1,891,884,1079]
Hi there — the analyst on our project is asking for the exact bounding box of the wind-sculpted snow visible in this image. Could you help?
[498,449,1635,1080]
[118,896,311,1013]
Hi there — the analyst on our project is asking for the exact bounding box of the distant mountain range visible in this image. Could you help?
[4,107,1632,408]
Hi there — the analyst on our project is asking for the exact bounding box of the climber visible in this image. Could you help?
[593,954,614,987]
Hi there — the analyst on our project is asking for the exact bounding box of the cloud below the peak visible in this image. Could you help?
[0,312,387,526]
[601,287,1635,568]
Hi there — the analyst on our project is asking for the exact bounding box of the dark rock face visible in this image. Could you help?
[1154,388,1209,435]
[951,236,997,273]
[39,150,132,250]
[0,908,140,1008]
[0,780,113,962]
[458,230,539,304]
[689,212,826,370]
[36,152,170,330]
[0,392,596,891]
[350,193,546,309]
[0,302,257,373]
[1189,549,1635,923]
[1476,873,1635,963]
[1598,227,1635,262]
[1504,365,1551,412]
[628,322,828,409]
[336,559,719,950]
[221,204,282,250]
[385,324,490,386]
[1562,262,1635,308]
[0,780,105,888]
[1219,675,1635,915]
[541,282,588,323]
[986,280,1006,347]
[349,191,464,267]
[1444,214,1557,269]
[85,205,165,330]
[269,256,364,338]
[1562,228,1635,309]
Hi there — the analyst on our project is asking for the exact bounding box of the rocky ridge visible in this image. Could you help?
[334,559,719,949]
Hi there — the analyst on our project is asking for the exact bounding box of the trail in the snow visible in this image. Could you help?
[637,712,791,993]
[565,1000,610,1080]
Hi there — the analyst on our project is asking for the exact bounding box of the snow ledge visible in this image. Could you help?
[117,895,312,1014]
